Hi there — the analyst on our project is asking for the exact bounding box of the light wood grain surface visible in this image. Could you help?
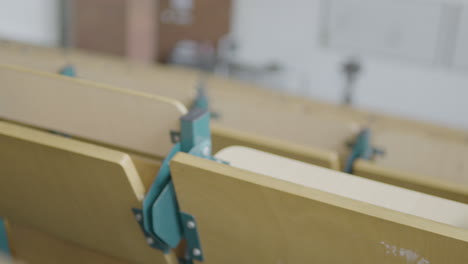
[0,39,198,106]
[0,40,358,156]
[7,222,132,264]
[130,154,162,190]
[0,121,173,263]
[0,40,358,155]
[1,39,466,144]
[171,153,468,264]
[354,160,468,204]
[208,85,359,156]
[7,222,179,264]
[216,146,468,228]
[212,124,340,170]
[0,64,185,158]
[371,130,468,184]
[0,42,345,169]
[3,40,468,198]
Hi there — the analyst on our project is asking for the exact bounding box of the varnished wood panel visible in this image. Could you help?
[0,121,173,263]
[216,146,468,227]
[354,160,468,204]
[8,222,132,264]
[0,64,185,158]
[130,154,162,190]
[0,40,358,156]
[171,153,468,264]
[0,41,198,106]
[1,40,466,145]
[3,40,468,196]
[0,43,342,169]
[371,130,468,185]
[212,124,340,170]
[208,84,359,157]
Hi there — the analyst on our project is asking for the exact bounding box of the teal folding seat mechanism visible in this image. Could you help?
[191,83,209,111]
[132,107,224,264]
[58,64,76,77]
[344,128,384,173]
[190,82,220,119]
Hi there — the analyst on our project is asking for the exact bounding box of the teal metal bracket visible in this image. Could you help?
[0,218,10,258]
[190,82,220,119]
[191,83,209,111]
[344,128,384,173]
[59,64,76,77]
[134,108,223,263]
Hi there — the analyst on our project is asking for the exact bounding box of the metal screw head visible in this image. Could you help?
[202,146,210,156]
[193,248,201,256]
[135,213,142,221]
[187,220,196,229]
[146,237,154,245]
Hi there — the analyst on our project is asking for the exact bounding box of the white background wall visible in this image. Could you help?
[0,0,60,46]
[231,0,468,130]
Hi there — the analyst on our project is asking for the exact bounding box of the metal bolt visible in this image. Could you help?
[187,221,196,229]
[146,237,154,245]
[202,146,210,156]
[193,248,201,256]
[135,213,142,221]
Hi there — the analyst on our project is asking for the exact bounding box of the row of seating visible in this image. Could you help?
[0,40,467,263]
[1,40,468,203]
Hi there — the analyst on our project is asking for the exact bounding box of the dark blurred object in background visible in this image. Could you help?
[341,57,363,106]
[71,0,231,64]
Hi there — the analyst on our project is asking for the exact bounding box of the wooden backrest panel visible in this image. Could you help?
[0,40,198,106]
[347,129,468,204]
[212,125,340,170]
[0,47,343,169]
[371,130,468,184]
[2,41,467,145]
[216,146,468,227]
[171,153,468,264]
[8,222,132,264]
[5,41,468,181]
[0,64,185,158]
[0,41,356,156]
[0,121,171,263]
[354,160,468,204]
[209,87,359,156]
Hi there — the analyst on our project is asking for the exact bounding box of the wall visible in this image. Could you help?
[0,0,60,46]
[231,0,468,130]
